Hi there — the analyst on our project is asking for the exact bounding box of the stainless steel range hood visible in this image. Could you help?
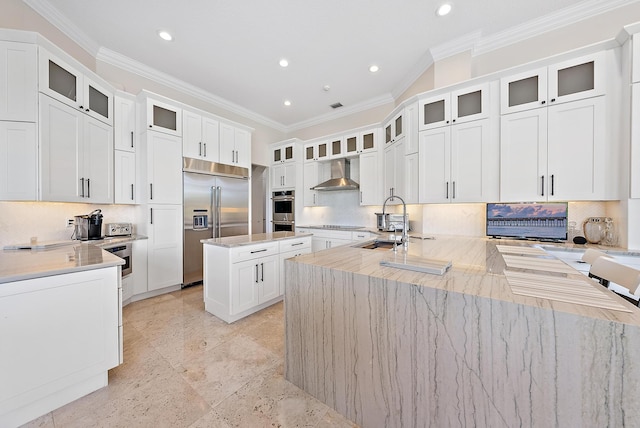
[311,158,359,191]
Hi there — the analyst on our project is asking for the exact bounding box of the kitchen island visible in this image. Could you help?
[202,231,312,323]
[0,243,124,427]
[284,236,640,427]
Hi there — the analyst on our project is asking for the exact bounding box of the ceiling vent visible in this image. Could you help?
[330,102,343,109]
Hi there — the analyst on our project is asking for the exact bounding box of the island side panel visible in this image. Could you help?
[285,261,640,427]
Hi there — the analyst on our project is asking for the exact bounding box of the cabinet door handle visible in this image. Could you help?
[150,208,153,224]
[551,174,555,196]
[131,184,134,200]
[87,178,90,198]
[130,131,134,148]
[541,176,545,196]
[550,98,556,103]
[446,181,449,199]
[313,194,316,205]
[80,178,85,197]
[261,262,264,282]
[291,242,304,246]
[231,149,234,162]
[452,181,455,199]
[256,264,259,283]
[360,191,363,203]
[150,183,153,200]
[199,142,202,156]
[204,143,207,157]
[541,100,546,105]
[250,248,267,254]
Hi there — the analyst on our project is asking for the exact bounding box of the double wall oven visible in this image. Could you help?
[272,190,295,232]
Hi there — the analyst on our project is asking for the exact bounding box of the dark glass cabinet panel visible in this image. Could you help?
[48,60,77,102]
[153,105,177,131]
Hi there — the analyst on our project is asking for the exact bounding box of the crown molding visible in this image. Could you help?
[284,93,394,133]
[391,50,435,100]
[97,48,287,132]
[431,30,483,62]
[22,0,100,55]
[472,0,639,56]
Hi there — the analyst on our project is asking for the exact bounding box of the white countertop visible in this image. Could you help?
[201,232,312,248]
[0,243,125,284]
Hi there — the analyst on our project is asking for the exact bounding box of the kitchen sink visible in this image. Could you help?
[355,240,399,250]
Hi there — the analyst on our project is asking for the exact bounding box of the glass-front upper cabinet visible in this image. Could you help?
[384,109,404,144]
[330,137,344,158]
[39,48,113,125]
[344,133,359,156]
[272,142,295,164]
[501,51,605,115]
[144,97,182,136]
[303,141,329,162]
[419,82,489,131]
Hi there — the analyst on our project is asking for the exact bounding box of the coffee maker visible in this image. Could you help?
[75,209,103,240]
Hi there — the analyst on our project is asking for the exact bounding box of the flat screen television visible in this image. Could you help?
[486,202,568,241]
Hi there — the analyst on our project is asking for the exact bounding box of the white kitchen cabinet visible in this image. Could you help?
[404,152,419,204]
[0,121,37,200]
[329,135,345,158]
[114,150,136,204]
[419,119,497,203]
[359,151,381,206]
[632,84,640,198]
[383,139,405,203]
[183,109,219,162]
[130,239,148,299]
[279,237,312,295]
[39,48,113,125]
[204,237,311,323]
[114,92,136,152]
[359,128,379,154]
[40,94,113,203]
[145,131,183,204]
[303,161,320,206]
[272,141,295,163]
[303,140,330,162]
[384,109,404,145]
[500,51,606,115]
[0,41,37,122]
[272,162,296,190]
[306,229,354,252]
[219,123,251,168]
[500,96,608,201]
[146,204,183,291]
[0,266,120,427]
[419,82,490,131]
[142,96,182,136]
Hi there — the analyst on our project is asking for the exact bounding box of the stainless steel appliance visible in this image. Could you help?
[272,190,295,231]
[103,242,132,277]
[375,212,409,232]
[74,209,103,240]
[183,157,249,286]
[105,223,132,237]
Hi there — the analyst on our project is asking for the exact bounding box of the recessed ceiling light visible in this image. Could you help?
[323,85,331,92]
[284,100,291,106]
[158,30,173,41]
[279,59,289,68]
[369,65,379,73]
[436,3,452,16]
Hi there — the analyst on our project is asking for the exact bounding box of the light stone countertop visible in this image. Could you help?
[0,243,125,284]
[201,231,312,248]
[291,235,640,325]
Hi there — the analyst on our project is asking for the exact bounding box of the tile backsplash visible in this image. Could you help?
[0,202,136,247]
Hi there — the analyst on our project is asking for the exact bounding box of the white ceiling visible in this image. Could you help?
[22,0,633,131]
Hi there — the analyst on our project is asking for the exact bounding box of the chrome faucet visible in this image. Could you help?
[382,194,408,250]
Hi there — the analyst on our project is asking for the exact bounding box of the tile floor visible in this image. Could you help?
[22,285,358,428]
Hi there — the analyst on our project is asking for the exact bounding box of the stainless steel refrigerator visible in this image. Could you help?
[183,158,249,286]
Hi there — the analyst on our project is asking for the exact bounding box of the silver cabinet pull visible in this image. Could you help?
[446,182,449,199]
[291,242,304,246]
[199,142,202,156]
[150,208,153,224]
[452,181,455,199]
[80,178,85,197]
[130,131,134,148]
[131,184,134,200]
[250,248,267,254]
[87,178,90,198]
[255,264,259,283]
[150,183,153,200]
[231,149,234,162]
[204,143,207,157]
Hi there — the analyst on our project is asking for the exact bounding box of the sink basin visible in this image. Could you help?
[356,240,399,250]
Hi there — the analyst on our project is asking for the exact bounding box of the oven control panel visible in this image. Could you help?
[105,223,132,237]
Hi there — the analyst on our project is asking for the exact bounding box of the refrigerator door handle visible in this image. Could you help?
[211,186,222,238]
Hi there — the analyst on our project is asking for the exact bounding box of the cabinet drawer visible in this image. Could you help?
[232,241,279,263]
[280,237,311,252]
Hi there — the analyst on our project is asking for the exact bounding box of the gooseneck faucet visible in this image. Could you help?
[382,194,408,251]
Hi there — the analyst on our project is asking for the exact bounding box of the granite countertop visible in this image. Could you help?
[0,243,125,284]
[201,231,312,248]
[291,235,640,325]
[81,234,148,248]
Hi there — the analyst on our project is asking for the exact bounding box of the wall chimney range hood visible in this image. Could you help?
[311,158,359,191]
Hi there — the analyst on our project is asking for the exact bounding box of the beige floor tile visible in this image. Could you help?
[19,285,359,428]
